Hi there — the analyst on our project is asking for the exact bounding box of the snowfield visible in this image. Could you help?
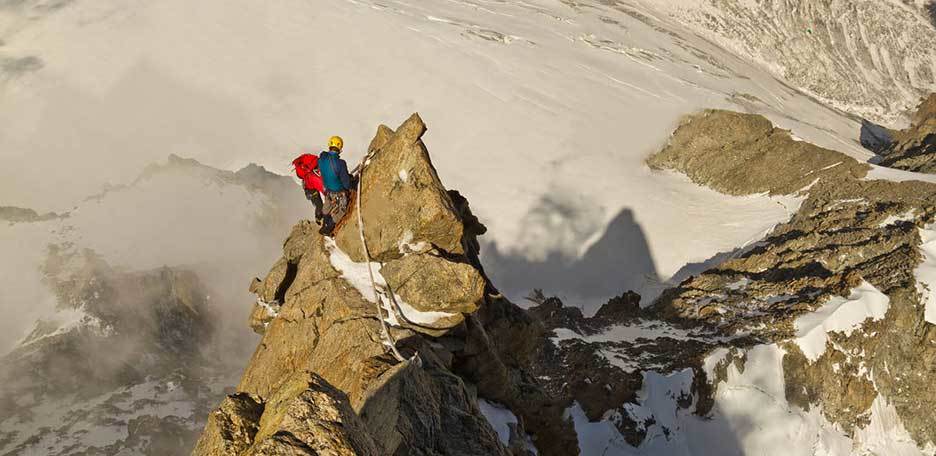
[0,0,886,313]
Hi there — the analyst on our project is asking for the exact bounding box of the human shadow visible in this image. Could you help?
[481,205,659,314]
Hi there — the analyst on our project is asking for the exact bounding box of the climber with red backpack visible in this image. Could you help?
[292,152,325,224]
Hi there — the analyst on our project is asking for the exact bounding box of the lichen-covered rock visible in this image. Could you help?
[879,93,936,173]
[193,393,264,455]
[194,374,381,456]
[647,109,869,196]
[381,253,485,315]
[334,113,465,263]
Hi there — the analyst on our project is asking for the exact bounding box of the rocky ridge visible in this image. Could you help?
[646,110,936,446]
[196,114,576,456]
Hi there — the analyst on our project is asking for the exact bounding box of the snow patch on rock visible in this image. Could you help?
[794,280,890,362]
[478,399,518,447]
[917,224,936,325]
[326,237,455,327]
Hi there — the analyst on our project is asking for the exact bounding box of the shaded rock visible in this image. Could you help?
[879,93,936,173]
[193,393,264,455]
[593,291,641,322]
[334,113,465,263]
[195,374,381,456]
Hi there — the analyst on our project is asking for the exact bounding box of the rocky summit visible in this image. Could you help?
[195,114,577,456]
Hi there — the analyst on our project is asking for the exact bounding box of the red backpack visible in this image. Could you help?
[292,154,324,192]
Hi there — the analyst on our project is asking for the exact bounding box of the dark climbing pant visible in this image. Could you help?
[321,190,350,235]
[304,188,324,223]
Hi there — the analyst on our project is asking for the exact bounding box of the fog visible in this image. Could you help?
[0,157,309,360]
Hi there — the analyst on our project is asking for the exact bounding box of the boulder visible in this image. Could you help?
[194,374,381,456]
[381,253,485,315]
[647,110,869,196]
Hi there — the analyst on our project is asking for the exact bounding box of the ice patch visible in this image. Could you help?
[478,399,518,446]
[326,237,455,327]
[794,280,890,362]
[879,209,917,228]
[917,224,936,325]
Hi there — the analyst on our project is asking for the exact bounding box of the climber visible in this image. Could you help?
[318,135,354,235]
[292,153,325,224]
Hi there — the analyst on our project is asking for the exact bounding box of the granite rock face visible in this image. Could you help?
[197,115,574,456]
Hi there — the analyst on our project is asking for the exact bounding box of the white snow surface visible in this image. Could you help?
[918,224,936,325]
[793,280,891,362]
[0,0,887,311]
[478,399,519,447]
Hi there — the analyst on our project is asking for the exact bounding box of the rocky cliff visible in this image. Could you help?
[523,109,936,453]
[878,93,936,173]
[194,114,577,456]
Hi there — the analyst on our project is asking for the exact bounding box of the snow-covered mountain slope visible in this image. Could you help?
[0,0,902,311]
[648,0,936,126]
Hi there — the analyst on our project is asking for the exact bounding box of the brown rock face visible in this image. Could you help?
[879,93,936,173]
[381,253,485,315]
[194,373,380,455]
[647,109,869,196]
[333,113,465,263]
[194,115,574,456]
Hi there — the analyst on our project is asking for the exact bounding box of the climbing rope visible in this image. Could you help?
[355,154,407,363]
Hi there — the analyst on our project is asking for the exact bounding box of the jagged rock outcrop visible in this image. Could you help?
[198,114,576,456]
[878,93,936,173]
[647,109,870,196]
[647,110,936,448]
[333,114,465,263]
[195,373,380,455]
[516,109,936,453]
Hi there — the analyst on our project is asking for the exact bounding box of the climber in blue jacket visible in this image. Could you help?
[318,136,353,235]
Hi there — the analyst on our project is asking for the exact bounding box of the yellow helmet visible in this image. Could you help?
[328,136,344,152]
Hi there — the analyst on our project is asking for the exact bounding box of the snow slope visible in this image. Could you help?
[648,0,936,126]
[0,0,887,311]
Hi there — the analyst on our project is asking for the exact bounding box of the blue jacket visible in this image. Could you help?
[318,151,352,192]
